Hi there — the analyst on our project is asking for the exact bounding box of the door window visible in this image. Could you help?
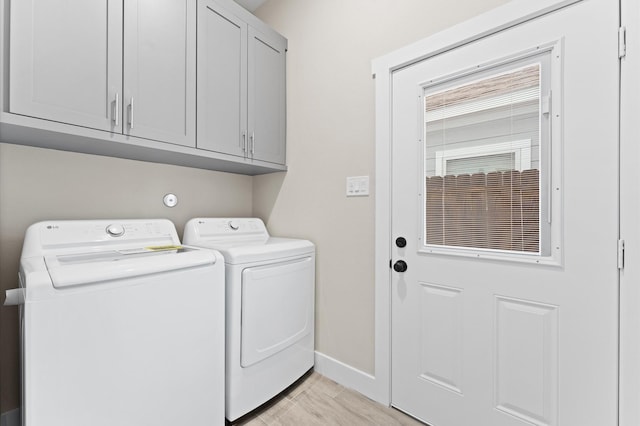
[422,53,553,258]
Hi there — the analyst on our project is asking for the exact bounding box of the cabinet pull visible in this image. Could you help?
[113,93,119,127]
[250,132,255,156]
[129,97,134,129]
[242,131,247,153]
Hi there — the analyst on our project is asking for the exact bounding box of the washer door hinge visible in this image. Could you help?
[618,239,625,270]
[619,26,627,59]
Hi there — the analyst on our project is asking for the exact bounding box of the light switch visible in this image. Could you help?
[346,176,370,197]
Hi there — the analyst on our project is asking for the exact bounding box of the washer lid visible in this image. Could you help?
[45,246,217,288]
[194,237,314,264]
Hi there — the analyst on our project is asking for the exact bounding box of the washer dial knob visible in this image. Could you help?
[228,220,240,230]
[106,224,125,237]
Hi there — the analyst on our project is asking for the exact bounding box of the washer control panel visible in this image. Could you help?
[30,220,181,256]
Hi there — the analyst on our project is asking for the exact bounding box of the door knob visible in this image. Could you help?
[393,260,408,272]
[396,237,407,248]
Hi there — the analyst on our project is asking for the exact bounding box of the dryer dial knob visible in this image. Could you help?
[106,224,125,237]
[228,220,240,230]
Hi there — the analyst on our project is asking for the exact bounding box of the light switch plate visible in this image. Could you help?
[346,176,370,197]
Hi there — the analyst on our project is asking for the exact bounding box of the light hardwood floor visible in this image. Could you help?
[230,371,425,426]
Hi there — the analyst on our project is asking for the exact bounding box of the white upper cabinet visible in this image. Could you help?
[248,27,286,165]
[9,0,195,147]
[197,2,248,158]
[10,0,123,132]
[198,0,287,165]
[123,0,195,147]
[2,0,286,174]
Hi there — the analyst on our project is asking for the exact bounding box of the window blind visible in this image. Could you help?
[424,64,541,253]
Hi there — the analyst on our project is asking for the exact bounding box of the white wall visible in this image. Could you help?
[253,0,509,375]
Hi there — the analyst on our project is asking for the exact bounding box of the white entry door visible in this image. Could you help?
[391,1,620,425]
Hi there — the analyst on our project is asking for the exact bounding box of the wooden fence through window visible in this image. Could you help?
[425,169,540,253]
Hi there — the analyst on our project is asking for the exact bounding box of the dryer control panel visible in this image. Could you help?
[184,218,268,242]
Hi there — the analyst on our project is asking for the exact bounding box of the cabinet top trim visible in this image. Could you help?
[209,0,287,51]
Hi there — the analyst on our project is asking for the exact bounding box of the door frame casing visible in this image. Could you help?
[620,0,639,424]
[370,0,592,407]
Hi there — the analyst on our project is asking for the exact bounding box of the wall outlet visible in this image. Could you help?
[346,176,370,197]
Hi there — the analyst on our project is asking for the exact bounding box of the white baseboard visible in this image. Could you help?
[0,408,20,426]
[314,351,387,405]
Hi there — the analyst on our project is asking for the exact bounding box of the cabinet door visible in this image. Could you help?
[248,27,286,165]
[123,0,196,147]
[197,1,247,158]
[10,0,123,132]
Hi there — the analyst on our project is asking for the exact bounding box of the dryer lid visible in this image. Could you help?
[193,237,314,264]
[183,218,314,264]
[45,247,217,288]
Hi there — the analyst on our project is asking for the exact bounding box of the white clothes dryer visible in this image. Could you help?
[5,219,225,426]
[183,218,315,421]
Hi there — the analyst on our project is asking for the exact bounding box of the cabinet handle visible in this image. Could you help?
[113,93,119,127]
[250,132,255,156]
[129,97,134,129]
[242,131,247,153]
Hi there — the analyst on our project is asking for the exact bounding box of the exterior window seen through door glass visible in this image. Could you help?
[424,62,547,254]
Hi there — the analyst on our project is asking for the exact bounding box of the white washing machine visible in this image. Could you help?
[5,219,225,426]
[183,218,315,421]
